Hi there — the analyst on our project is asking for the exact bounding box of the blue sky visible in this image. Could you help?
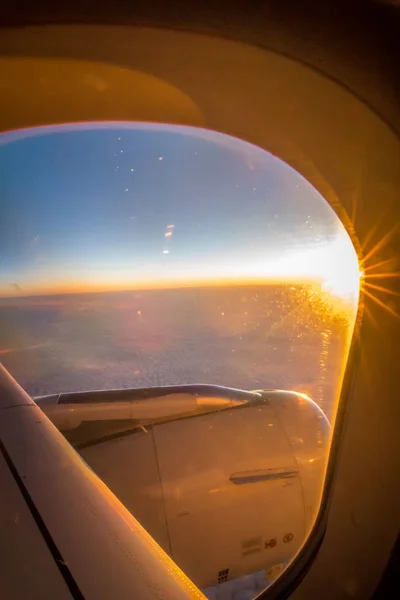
[0,123,353,297]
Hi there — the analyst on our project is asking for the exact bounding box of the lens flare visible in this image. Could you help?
[358,222,399,319]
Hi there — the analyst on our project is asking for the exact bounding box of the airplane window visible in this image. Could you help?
[0,122,361,598]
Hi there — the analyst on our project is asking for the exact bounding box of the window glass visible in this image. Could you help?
[0,123,360,598]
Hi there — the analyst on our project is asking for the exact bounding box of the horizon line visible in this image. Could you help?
[0,276,326,300]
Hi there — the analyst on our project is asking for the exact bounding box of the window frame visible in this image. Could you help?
[0,11,398,600]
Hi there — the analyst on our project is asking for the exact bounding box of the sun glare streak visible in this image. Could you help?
[349,162,366,231]
[364,305,379,329]
[364,281,400,297]
[363,258,395,272]
[363,272,400,280]
[354,216,400,321]
[350,188,358,227]
[360,220,382,253]
[363,288,399,318]
[362,224,399,264]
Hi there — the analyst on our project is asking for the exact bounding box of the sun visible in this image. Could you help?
[318,235,361,302]
[320,262,362,302]
[253,230,361,305]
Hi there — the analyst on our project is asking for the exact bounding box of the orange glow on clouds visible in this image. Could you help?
[0,229,360,304]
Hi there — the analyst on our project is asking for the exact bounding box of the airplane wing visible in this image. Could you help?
[34,379,330,596]
[0,364,205,600]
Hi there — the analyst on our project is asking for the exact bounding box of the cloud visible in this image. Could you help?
[0,341,51,356]
[11,282,23,293]
[0,347,15,356]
